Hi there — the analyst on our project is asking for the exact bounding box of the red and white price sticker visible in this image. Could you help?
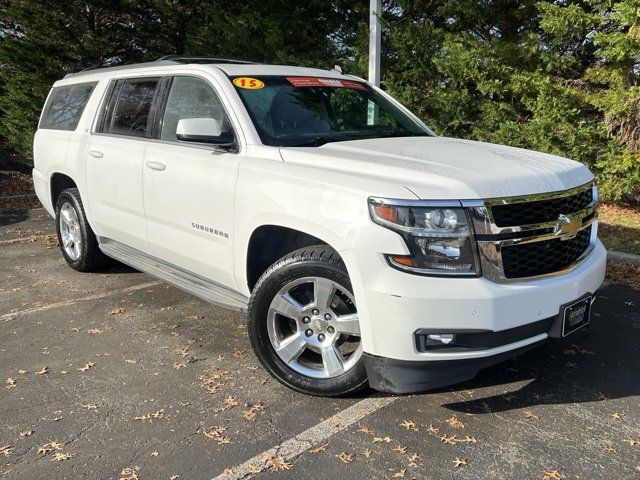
[287,77,367,91]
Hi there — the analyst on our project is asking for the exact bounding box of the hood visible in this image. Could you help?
[279,136,593,200]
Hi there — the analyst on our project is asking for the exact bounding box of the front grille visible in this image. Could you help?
[491,188,593,227]
[501,226,592,279]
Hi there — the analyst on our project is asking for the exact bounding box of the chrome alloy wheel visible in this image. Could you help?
[267,277,362,379]
[59,202,82,261]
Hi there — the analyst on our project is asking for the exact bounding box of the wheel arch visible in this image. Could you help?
[50,172,78,208]
[245,224,337,292]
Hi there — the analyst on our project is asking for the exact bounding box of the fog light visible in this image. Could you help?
[426,334,455,345]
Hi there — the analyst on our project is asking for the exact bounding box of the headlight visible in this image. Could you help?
[368,199,480,276]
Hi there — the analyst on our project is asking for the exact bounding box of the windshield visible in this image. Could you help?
[231,76,432,147]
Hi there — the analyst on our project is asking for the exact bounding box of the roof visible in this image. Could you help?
[63,57,356,81]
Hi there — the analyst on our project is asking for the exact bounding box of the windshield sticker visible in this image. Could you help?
[287,77,367,91]
[233,77,265,89]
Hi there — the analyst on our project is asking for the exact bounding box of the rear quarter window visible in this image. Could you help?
[39,82,98,131]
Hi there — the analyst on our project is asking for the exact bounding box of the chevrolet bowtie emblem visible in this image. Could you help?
[555,214,581,237]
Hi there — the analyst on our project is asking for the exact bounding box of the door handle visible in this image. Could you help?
[88,150,103,158]
[146,161,166,171]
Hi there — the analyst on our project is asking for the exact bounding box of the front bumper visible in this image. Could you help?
[341,239,607,392]
[363,340,546,393]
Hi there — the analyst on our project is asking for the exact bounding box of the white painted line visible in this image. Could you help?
[0,280,162,321]
[213,394,398,480]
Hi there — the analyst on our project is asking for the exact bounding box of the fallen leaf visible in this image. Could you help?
[119,467,139,480]
[603,445,617,454]
[524,410,539,420]
[77,362,95,372]
[446,416,465,428]
[393,445,408,454]
[357,425,373,434]
[262,454,292,472]
[82,403,98,410]
[611,412,623,421]
[0,446,14,457]
[400,420,418,431]
[35,366,49,375]
[463,436,477,444]
[426,424,439,435]
[391,469,406,477]
[19,431,33,437]
[439,434,458,445]
[453,457,468,468]
[135,409,166,421]
[624,436,640,446]
[242,402,265,421]
[362,448,372,459]
[542,470,562,480]
[336,452,354,463]
[87,328,103,334]
[38,441,64,455]
[6,377,16,389]
[308,443,328,453]
[51,452,74,462]
[107,307,126,315]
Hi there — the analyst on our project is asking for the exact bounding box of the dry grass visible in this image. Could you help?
[0,171,34,196]
[606,260,640,292]
[598,204,640,256]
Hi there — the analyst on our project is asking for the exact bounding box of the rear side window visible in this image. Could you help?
[99,78,160,137]
[39,82,97,131]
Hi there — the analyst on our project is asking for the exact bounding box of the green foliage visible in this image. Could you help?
[1,0,640,201]
[380,0,640,202]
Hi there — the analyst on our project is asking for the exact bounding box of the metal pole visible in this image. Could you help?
[368,0,381,124]
[368,0,381,87]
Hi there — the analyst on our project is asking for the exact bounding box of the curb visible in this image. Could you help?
[608,250,640,266]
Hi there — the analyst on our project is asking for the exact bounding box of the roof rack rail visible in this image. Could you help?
[156,55,258,65]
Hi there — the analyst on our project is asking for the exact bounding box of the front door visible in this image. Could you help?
[142,75,242,289]
[85,76,162,253]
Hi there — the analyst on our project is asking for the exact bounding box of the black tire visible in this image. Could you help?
[248,245,368,396]
[55,188,111,272]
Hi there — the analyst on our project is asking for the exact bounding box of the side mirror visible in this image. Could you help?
[176,118,234,145]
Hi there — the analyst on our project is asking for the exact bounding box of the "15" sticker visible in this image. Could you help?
[233,77,265,89]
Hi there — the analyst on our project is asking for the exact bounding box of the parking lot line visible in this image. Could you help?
[213,394,398,480]
[0,280,162,321]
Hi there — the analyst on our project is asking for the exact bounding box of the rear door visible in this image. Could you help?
[85,76,162,252]
[142,74,243,289]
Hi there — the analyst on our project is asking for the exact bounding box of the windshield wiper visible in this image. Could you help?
[288,135,352,147]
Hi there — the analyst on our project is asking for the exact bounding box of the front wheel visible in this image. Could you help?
[248,246,367,396]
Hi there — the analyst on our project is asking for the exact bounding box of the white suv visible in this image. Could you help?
[33,56,606,396]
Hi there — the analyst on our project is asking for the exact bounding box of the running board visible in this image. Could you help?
[98,237,248,312]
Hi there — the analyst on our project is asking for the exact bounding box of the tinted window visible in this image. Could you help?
[39,82,97,131]
[233,76,430,147]
[110,78,160,137]
[160,76,231,142]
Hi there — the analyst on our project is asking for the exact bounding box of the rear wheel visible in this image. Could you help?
[248,246,367,396]
[55,188,110,272]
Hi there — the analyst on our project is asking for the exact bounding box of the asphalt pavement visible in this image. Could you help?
[1,208,639,480]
